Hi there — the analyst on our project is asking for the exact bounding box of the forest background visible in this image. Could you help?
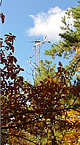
[0,0,80,145]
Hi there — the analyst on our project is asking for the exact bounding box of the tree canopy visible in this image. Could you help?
[1,1,80,145]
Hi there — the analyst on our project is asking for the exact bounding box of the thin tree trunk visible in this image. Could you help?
[51,117,57,145]
[51,131,57,145]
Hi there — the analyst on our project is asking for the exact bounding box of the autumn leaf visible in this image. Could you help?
[0,13,5,23]
[59,61,62,66]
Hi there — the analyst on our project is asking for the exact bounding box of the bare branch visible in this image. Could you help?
[2,132,38,145]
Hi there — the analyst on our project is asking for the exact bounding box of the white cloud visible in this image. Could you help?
[27,6,73,42]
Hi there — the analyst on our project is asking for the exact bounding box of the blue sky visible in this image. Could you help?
[0,0,78,82]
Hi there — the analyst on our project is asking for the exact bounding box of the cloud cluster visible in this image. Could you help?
[27,6,73,42]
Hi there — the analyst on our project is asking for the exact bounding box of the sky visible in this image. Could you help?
[0,0,78,82]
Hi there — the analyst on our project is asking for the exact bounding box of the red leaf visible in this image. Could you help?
[59,61,62,66]
[0,41,3,46]
[20,68,24,71]
[2,52,5,56]
[0,13,5,24]
[0,38,3,40]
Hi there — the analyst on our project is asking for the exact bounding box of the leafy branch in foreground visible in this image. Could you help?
[1,1,80,145]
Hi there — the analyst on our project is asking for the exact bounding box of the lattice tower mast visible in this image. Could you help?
[33,36,51,68]
[28,36,51,79]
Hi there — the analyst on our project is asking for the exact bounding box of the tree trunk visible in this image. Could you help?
[51,117,57,145]
[52,136,57,145]
[51,131,57,145]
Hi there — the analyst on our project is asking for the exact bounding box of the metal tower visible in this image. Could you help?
[28,36,51,78]
[32,36,51,68]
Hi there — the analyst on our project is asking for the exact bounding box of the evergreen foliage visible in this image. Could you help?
[1,1,80,145]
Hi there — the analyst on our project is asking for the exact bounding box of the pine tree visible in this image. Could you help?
[33,2,80,144]
[45,1,80,80]
[35,59,56,85]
